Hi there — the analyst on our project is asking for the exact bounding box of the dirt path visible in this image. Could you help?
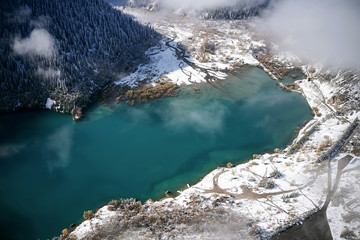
[200,169,295,200]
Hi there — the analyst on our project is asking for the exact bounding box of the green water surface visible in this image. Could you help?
[0,66,312,239]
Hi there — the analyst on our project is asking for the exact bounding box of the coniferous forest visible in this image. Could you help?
[0,0,160,115]
[125,0,271,19]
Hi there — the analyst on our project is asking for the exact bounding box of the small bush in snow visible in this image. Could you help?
[281,192,300,203]
[61,228,69,238]
[340,227,358,240]
[83,210,94,220]
[108,200,119,211]
[258,178,275,189]
[269,169,282,179]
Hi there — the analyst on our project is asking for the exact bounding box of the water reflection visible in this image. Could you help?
[0,143,26,158]
[43,126,74,172]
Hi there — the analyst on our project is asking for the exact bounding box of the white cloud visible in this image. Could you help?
[36,67,60,79]
[11,6,32,23]
[44,126,73,172]
[256,0,360,68]
[129,0,268,11]
[0,144,26,158]
[159,0,266,10]
[127,108,152,123]
[30,15,52,28]
[13,28,56,58]
[160,100,228,134]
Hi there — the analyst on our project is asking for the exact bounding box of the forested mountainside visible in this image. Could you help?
[125,0,271,19]
[200,1,271,19]
[0,0,160,116]
[105,0,128,7]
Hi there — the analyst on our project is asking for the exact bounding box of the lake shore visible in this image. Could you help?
[67,70,360,240]
[64,8,360,240]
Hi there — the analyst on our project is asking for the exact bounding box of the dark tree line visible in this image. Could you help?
[200,1,271,20]
[125,0,271,19]
[0,0,160,114]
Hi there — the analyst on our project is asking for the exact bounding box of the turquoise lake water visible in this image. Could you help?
[0,66,312,240]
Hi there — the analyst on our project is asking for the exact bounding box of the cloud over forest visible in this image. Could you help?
[158,0,269,10]
[13,28,56,58]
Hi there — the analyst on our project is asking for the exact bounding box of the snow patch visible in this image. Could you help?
[45,98,55,109]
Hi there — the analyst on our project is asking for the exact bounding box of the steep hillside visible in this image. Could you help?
[0,0,160,117]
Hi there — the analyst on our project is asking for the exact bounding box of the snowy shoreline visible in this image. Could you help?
[65,9,360,240]
[68,71,360,240]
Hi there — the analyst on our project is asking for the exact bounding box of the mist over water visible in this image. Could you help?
[0,67,312,239]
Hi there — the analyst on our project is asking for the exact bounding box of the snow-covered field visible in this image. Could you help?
[115,8,264,87]
[69,8,360,240]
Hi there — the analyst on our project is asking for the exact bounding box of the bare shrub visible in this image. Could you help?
[317,138,332,153]
[340,227,358,240]
[258,178,275,189]
[108,200,119,211]
[269,169,282,179]
[83,210,94,220]
[61,228,69,238]
[81,197,257,240]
